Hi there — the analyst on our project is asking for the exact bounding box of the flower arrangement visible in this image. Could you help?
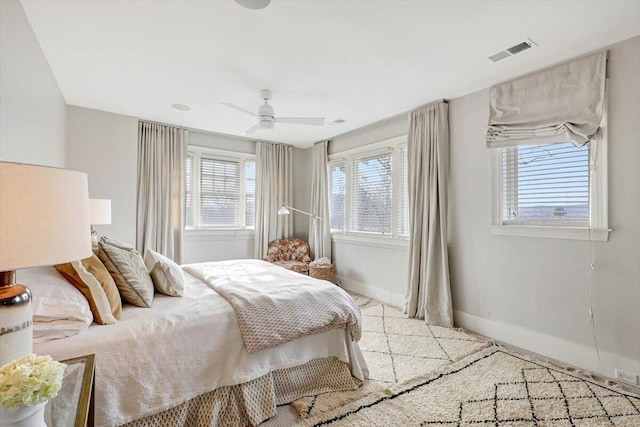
[0,354,66,408]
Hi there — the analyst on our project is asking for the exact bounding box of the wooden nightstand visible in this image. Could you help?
[45,354,95,427]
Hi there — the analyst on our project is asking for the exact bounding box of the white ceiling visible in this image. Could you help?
[21,0,640,148]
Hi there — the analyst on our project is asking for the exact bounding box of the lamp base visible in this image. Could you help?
[0,271,33,366]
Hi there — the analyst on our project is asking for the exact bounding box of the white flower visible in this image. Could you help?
[0,354,66,408]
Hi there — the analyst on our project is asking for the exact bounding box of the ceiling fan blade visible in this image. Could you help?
[242,123,259,135]
[274,117,325,126]
[220,102,259,118]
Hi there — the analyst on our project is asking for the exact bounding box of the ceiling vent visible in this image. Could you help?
[488,38,537,62]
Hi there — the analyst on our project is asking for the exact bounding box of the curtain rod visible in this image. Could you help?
[317,98,447,144]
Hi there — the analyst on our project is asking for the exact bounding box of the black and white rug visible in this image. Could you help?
[297,346,640,426]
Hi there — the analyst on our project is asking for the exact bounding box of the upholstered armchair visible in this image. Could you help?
[264,238,312,275]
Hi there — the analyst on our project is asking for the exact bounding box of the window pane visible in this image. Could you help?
[351,152,392,234]
[502,142,589,225]
[185,155,194,227]
[245,161,255,228]
[329,160,345,230]
[200,157,240,227]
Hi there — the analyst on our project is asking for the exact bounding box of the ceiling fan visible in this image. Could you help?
[220,90,325,135]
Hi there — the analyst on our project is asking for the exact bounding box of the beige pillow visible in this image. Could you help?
[144,249,185,297]
[55,255,122,325]
[97,241,154,308]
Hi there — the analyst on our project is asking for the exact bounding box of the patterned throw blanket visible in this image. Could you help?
[183,259,362,353]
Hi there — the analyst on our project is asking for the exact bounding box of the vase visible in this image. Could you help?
[0,402,47,427]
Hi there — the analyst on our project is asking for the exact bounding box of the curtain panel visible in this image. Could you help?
[308,141,331,260]
[136,121,187,263]
[486,51,607,148]
[404,102,453,328]
[254,142,293,259]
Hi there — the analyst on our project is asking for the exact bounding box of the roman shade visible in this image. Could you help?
[486,51,607,148]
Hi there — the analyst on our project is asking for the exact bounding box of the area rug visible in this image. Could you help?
[291,295,490,419]
[295,346,640,426]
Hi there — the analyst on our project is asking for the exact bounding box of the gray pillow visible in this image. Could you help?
[97,241,154,308]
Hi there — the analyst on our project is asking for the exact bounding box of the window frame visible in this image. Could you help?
[186,146,255,233]
[490,130,609,242]
[328,135,409,246]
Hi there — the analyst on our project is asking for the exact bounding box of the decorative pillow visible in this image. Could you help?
[55,255,122,325]
[97,241,154,308]
[144,249,185,297]
[17,267,93,325]
[100,236,136,251]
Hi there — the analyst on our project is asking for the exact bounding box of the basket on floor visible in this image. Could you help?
[309,263,335,282]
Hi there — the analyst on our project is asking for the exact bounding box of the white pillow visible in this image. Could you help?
[17,267,93,325]
[144,249,185,297]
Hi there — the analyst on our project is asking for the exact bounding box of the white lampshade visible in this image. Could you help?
[278,205,290,215]
[0,162,92,271]
[90,198,112,225]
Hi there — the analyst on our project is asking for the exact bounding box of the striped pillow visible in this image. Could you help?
[96,241,154,308]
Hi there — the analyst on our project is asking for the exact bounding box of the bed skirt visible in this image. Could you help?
[122,356,361,427]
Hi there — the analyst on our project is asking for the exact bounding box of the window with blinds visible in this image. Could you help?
[185,150,255,230]
[328,137,408,239]
[501,142,589,226]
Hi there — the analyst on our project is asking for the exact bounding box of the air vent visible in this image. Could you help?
[488,38,537,62]
[333,119,346,124]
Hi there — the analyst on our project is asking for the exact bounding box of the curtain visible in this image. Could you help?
[308,141,331,260]
[404,102,453,328]
[254,142,292,259]
[487,51,606,148]
[136,122,187,263]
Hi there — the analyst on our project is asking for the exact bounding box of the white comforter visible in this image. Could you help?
[34,263,367,427]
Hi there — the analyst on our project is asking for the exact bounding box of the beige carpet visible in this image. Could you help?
[296,346,640,426]
[291,295,490,419]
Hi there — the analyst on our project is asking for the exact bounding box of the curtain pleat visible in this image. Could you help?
[254,142,292,259]
[404,102,453,327]
[308,141,331,260]
[136,122,187,263]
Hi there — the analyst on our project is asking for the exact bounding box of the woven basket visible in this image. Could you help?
[309,263,335,282]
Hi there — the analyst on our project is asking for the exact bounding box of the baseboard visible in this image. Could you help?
[454,309,640,383]
[336,275,404,308]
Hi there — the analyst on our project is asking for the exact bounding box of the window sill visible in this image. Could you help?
[331,232,409,250]
[184,229,255,242]
[490,225,610,242]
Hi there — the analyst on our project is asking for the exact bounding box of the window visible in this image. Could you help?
[186,148,255,230]
[329,136,408,239]
[493,138,608,241]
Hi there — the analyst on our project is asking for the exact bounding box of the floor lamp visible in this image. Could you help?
[0,162,91,366]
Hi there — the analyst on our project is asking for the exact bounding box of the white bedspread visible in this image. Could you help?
[34,263,367,427]
[183,259,362,353]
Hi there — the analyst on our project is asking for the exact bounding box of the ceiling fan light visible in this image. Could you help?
[235,0,271,10]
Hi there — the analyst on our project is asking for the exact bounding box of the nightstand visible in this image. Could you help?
[45,354,95,427]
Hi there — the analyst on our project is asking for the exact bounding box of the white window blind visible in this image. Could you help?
[185,154,194,227]
[350,151,392,234]
[200,157,240,227]
[329,159,346,231]
[395,145,409,236]
[502,142,589,226]
[245,161,255,228]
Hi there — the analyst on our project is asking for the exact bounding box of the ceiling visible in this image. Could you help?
[21,0,640,148]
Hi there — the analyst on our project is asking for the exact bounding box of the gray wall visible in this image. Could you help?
[448,35,640,378]
[0,0,66,167]
[292,146,312,241]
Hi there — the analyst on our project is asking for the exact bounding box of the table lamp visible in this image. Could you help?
[0,162,91,366]
[89,198,112,236]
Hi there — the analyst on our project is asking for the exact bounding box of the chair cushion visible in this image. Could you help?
[273,260,309,274]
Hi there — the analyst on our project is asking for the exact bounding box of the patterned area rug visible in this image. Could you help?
[291,294,490,419]
[296,346,640,426]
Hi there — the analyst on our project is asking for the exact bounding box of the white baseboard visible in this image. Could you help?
[454,309,640,383]
[336,275,405,308]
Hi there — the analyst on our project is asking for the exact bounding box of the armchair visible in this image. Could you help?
[263,238,312,275]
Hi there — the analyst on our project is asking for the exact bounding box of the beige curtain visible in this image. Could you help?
[404,102,453,327]
[308,141,331,260]
[487,51,607,148]
[136,122,187,263]
[254,142,293,259]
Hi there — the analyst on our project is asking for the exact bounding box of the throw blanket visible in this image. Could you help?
[183,259,362,353]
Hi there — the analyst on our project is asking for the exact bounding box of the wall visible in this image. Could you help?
[66,106,138,242]
[327,115,409,307]
[0,0,66,167]
[448,35,640,380]
[291,146,312,241]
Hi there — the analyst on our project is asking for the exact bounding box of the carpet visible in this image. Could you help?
[291,295,490,419]
[296,346,640,426]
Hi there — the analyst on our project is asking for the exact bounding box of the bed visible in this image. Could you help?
[29,259,368,427]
